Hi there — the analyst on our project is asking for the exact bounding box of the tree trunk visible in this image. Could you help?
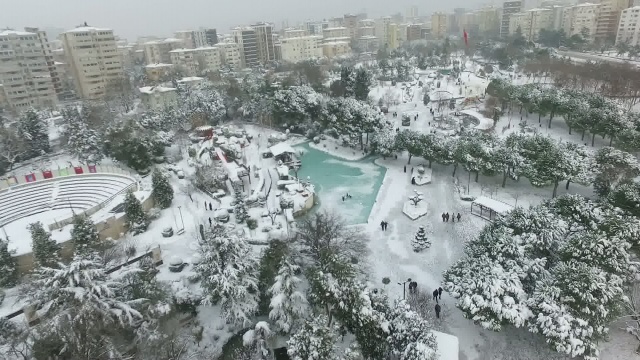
[548,112,554,128]
[581,130,586,140]
[475,172,479,182]
[565,179,571,190]
[502,172,508,187]
[552,180,559,198]
[326,304,333,326]
[538,113,541,123]
[408,154,412,164]
[366,132,369,146]
[591,132,596,147]
[610,137,614,146]
[428,159,432,168]
[452,163,458,177]
[568,126,572,135]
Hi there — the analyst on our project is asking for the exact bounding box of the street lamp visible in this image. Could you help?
[177,206,185,230]
[398,278,412,300]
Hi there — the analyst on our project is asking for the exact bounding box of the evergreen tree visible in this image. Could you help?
[0,237,17,287]
[17,109,49,159]
[242,321,273,360]
[234,185,248,224]
[411,226,430,252]
[353,68,372,101]
[151,169,174,209]
[194,225,259,327]
[29,222,60,267]
[287,316,338,360]
[387,301,438,360]
[268,260,308,334]
[124,190,149,235]
[70,215,100,256]
[62,106,103,164]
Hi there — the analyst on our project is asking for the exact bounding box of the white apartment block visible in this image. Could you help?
[431,12,449,38]
[232,27,259,68]
[283,29,307,39]
[375,17,392,46]
[144,63,173,81]
[279,35,323,63]
[0,29,57,113]
[60,25,123,100]
[596,0,631,41]
[139,86,178,110]
[174,30,207,48]
[323,27,349,39]
[356,35,379,53]
[216,41,242,70]
[252,23,275,64]
[509,8,553,40]
[305,21,329,36]
[561,3,600,41]
[25,27,64,99]
[322,40,350,58]
[169,47,221,76]
[143,38,184,64]
[616,6,640,45]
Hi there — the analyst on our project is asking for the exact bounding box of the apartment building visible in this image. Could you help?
[502,1,524,37]
[24,27,64,100]
[322,40,350,58]
[252,23,275,64]
[279,35,323,62]
[174,30,207,48]
[232,27,259,68]
[355,36,379,53]
[562,3,601,41]
[139,86,178,110]
[169,47,221,76]
[595,0,632,42]
[305,21,329,35]
[144,63,173,81]
[344,14,359,39]
[407,24,423,41]
[509,8,553,40]
[616,6,640,45]
[205,29,218,46]
[323,27,349,39]
[59,25,123,100]
[375,17,392,46]
[0,29,57,113]
[283,29,307,39]
[216,41,242,70]
[431,12,448,38]
[143,38,184,64]
[476,7,501,36]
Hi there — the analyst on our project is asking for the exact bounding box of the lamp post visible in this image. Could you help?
[398,278,412,300]
[177,206,185,230]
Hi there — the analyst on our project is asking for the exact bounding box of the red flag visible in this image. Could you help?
[463,29,468,47]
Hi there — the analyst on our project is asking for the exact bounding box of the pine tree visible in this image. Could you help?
[29,222,60,267]
[242,321,273,360]
[17,108,49,159]
[387,300,438,360]
[70,215,100,257]
[268,260,308,334]
[287,316,338,360]
[63,106,103,164]
[411,226,430,252]
[124,190,149,235]
[194,225,259,327]
[151,169,173,209]
[0,237,17,287]
[234,185,248,224]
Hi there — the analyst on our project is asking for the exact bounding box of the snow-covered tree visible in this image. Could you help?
[61,106,103,164]
[28,222,60,267]
[593,147,640,197]
[151,169,173,209]
[176,82,226,128]
[194,225,259,327]
[495,133,526,187]
[0,126,27,171]
[287,316,338,360]
[124,190,149,235]
[411,226,430,252]
[0,237,17,287]
[71,215,101,256]
[17,109,49,159]
[234,185,249,223]
[387,300,438,360]
[268,260,308,334]
[371,122,396,158]
[242,321,273,360]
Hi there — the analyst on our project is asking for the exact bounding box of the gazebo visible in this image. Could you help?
[470,196,513,221]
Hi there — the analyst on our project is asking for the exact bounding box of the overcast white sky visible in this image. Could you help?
[0,0,477,41]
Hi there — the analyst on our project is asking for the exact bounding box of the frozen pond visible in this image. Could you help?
[295,142,386,225]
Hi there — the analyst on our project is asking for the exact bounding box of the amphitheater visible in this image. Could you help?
[0,165,139,269]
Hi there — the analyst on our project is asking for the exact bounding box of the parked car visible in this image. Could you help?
[176,170,185,179]
[161,227,174,237]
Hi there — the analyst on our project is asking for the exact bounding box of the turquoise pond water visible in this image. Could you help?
[293,143,387,225]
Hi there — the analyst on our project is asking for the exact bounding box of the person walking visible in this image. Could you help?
[209,203,213,211]
[383,221,388,231]
[208,217,212,227]
[432,289,439,302]
[438,287,443,300]
[435,304,441,319]
[451,214,455,223]
[441,213,446,222]
[457,213,461,222]
[204,201,207,209]
[380,221,385,231]
[445,213,449,222]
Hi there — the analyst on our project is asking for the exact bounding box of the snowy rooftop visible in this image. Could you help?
[472,196,514,214]
[65,26,111,33]
[144,38,183,45]
[145,63,173,69]
[270,142,296,156]
[139,86,177,94]
[177,76,204,83]
[324,26,348,31]
[323,41,350,46]
[169,48,193,53]
[359,35,377,40]
[0,29,36,36]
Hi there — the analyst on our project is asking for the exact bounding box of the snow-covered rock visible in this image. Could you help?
[403,200,429,220]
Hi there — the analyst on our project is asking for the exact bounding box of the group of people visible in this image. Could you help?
[432,287,444,319]
[341,193,352,202]
[204,201,213,211]
[441,212,461,222]
[379,221,389,231]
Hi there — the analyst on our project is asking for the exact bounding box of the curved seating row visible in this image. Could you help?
[0,173,136,227]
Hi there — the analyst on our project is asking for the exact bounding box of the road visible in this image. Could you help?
[557,50,640,66]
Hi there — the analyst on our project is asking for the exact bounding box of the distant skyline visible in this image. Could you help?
[0,0,483,41]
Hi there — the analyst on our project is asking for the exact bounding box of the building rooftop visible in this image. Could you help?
[0,29,36,36]
[169,48,193,53]
[177,76,204,83]
[144,37,183,45]
[359,35,378,40]
[323,41,349,46]
[324,26,348,31]
[145,63,173,68]
[65,26,111,33]
[139,86,177,94]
